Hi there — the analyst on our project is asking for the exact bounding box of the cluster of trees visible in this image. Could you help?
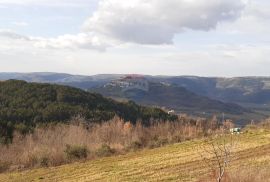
[0,80,176,144]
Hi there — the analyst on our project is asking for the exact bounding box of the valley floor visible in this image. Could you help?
[1,130,270,182]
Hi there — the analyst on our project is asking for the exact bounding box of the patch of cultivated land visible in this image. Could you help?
[1,130,270,182]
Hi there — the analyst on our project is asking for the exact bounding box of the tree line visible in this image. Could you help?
[0,80,176,144]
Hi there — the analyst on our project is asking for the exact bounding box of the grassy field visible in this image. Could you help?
[1,129,270,182]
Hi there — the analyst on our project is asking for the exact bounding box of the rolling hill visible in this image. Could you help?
[90,81,249,116]
[1,73,270,121]
[0,72,120,89]
[1,73,270,106]
[0,80,175,143]
[158,76,270,105]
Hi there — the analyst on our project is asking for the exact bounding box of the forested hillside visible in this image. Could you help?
[0,80,175,143]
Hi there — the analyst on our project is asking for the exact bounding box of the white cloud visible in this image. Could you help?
[83,0,245,44]
[218,0,270,34]
[0,30,30,40]
[11,21,29,27]
[1,30,270,76]
[1,0,268,54]
[33,33,110,51]
[0,0,98,7]
[1,0,269,76]
[0,0,248,50]
[0,30,109,51]
[247,1,270,20]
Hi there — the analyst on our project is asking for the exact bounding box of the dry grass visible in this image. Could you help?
[0,129,269,182]
[1,117,269,182]
[200,166,270,182]
[228,166,270,182]
[0,115,220,172]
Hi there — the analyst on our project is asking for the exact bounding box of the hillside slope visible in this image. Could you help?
[1,130,269,182]
[0,80,175,143]
[0,80,173,123]
[91,81,249,115]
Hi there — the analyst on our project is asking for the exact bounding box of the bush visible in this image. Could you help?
[172,135,183,143]
[96,144,115,157]
[126,141,143,151]
[39,156,49,167]
[0,162,9,173]
[22,154,51,168]
[64,145,89,161]
[0,115,221,171]
[148,138,168,149]
[14,123,33,135]
[26,154,39,168]
[0,121,14,145]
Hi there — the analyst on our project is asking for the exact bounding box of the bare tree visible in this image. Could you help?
[199,134,237,182]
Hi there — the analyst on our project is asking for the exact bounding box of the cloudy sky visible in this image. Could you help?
[0,0,269,76]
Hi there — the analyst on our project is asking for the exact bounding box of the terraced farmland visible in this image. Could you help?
[1,130,270,182]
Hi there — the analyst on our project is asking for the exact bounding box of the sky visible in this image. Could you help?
[0,0,269,77]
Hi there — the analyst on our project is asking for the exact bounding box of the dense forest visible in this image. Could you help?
[0,80,176,144]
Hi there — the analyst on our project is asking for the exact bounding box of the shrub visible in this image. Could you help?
[0,162,9,173]
[49,153,65,167]
[14,123,33,135]
[64,145,89,161]
[39,156,50,167]
[172,135,183,143]
[26,154,39,168]
[96,144,115,157]
[24,152,50,168]
[0,115,222,171]
[148,138,168,149]
[126,141,143,151]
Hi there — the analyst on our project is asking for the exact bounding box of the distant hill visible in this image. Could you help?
[1,72,270,115]
[157,76,270,105]
[0,72,121,88]
[0,80,175,143]
[90,77,249,116]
